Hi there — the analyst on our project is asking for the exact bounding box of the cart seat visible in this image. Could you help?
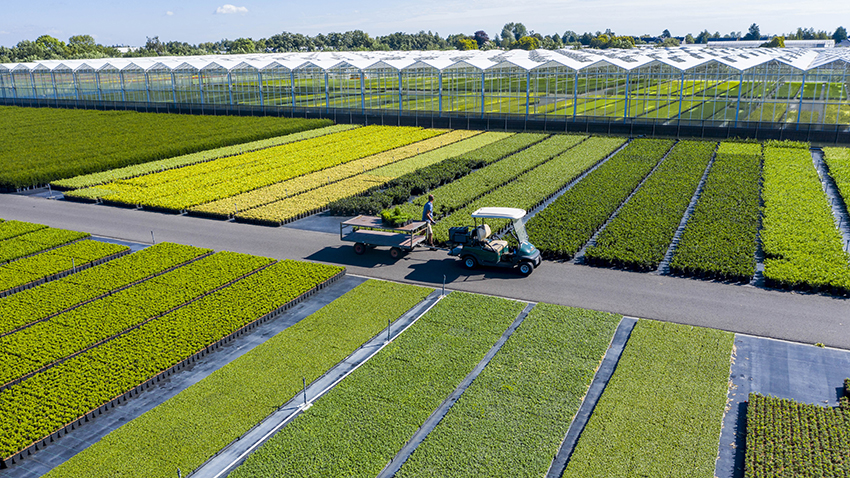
[475,224,491,242]
[488,239,508,253]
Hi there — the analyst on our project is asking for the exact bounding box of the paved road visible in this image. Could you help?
[2,194,848,349]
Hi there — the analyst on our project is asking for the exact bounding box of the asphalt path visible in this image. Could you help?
[2,194,848,349]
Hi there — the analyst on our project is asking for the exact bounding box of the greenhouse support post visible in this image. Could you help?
[525,71,530,120]
[325,72,330,114]
[198,70,204,105]
[170,71,177,103]
[481,71,485,119]
[257,70,264,107]
[119,70,126,102]
[72,70,80,101]
[677,72,685,120]
[734,73,743,126]
[360,72,365,112]
[398,71,403,115]
[573,72,579,118]
[95,70,102,101]
[144,71,152,104]
[797,72,807,129]
[29,70,37,99]
[438,72,442,116]
[290,71,296,107]
[624,72,630,119]
[50,70,58,100]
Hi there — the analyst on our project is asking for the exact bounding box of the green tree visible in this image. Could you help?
[696,30,711,44]
[658,37,681,47]
[684,33,695,44]
[456,37,477,50]
[661,29,672,39]
[35,35,66,58]
[744,23,761,40]
[510,36,540,50]
[229,37,255,54]
[833,26,848,42]
[760,36,785,48]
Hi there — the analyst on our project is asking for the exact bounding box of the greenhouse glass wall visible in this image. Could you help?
[2,47,849,128]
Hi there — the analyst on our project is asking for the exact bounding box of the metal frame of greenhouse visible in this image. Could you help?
[2,47,849,142]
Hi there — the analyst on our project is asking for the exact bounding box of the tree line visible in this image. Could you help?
[2,23,848,63]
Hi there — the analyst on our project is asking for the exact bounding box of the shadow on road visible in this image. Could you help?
[403,257,527,285]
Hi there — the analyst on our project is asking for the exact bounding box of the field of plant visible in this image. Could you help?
[0,251,273,387]
[670,142,762,281]
[327,132,542,215]
[745,384,850,478]
[761,143,850,293]
[390,134,586,221]
[584,140,716,271]
[234,132,510,225]
[396,303,621,478]
[525,138,674,259]
[0,226,91,264]
[43,280,432,478]
[432,136,626,243]
[190,129,477,218]
[229,292,526,477]
[823,147,850,207]
[68,125,443,211]
[54,124,357,191]
[0,251,342,460]
[0,106,331,190]
[0,242,207,335]
[561,320,734,478]
[0,240,128,295]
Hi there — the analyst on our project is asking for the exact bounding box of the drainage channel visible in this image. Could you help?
[376,302,536,478]
[812,148,850,251]
[189,289,445,478]
[656,149,717,275]
[546,317,638,478]
[573,142,677,264]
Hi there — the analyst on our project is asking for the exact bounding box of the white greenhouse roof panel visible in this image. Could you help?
[3,47,850,74]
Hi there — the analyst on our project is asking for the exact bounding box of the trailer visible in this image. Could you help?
[340,215,429,258]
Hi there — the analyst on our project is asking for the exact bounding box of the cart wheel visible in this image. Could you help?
[518,261,534,276]
[353,243,366,255]
[389,247,403,259]
[462,256,477,270]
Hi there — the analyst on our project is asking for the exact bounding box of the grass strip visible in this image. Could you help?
[43,280,432,478]
[526,138,674,259]
[762,145,850,293]
[229,291,526,478]
[0,260,343,460]
[54,124,355,190]
[584,140,716,271]
[670,142,762,281]
[0,240,128,294]
[396,303,621,478]
[561,320,734,478]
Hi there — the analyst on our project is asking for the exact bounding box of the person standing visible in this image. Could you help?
[422,194,435,247]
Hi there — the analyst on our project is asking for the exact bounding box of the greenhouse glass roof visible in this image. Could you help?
[3,47,849,74]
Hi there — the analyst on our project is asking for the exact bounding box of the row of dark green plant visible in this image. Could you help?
[0,251,273,387]
[0,106,331,190]
[761,144,850,293]
[0,242,208,335]
[745,384,850,478]
[526,138,674,259]
[669,142,762,281]
[43,280,432,478]
[584,140,716,271]
[823,147,850,210]
[0,220,46,241]
[327,133,547,215]
[0,259,343,460]
[389,134,584,220]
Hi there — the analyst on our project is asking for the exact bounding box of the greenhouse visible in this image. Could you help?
[1,46,849,128]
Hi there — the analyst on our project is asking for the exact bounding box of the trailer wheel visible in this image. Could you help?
[389,247,403,259]
[353,243,366,255]
[518,261,534,276]
[462,256,477,270]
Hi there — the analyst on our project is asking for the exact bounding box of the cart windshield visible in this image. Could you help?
[513,219,529,244]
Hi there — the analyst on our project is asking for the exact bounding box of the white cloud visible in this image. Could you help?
[215,4,248,14]
[166,11,174,16]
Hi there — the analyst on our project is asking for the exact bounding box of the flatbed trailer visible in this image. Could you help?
[340,215,428,258]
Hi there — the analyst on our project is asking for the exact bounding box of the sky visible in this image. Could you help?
[1,0,848,47]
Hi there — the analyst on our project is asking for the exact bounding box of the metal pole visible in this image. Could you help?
[481,71,485,119]
[398,71,403,115]
[623,72,630,119]
[325,71,330,114]
[734,72,743,126]
[227,71,234,106]
[170,71,178,104]
[144,71,151,104]
[257,69,264,107]
[290,70,296,107]
[95,69,102,101]
[442,275,446,296]
[198,69,204,105]
[438,71,442,116]
[573,71,579,118]
[387,318,391,343]
[151,231,155,244]
[796,72,807,129]
[677,71,685,121]
[29,70,37,98]
[302,377,307,406]
[360,71,365,113]
[72,258,75,273]
[50,70,58,99]
[525,71,530,120]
